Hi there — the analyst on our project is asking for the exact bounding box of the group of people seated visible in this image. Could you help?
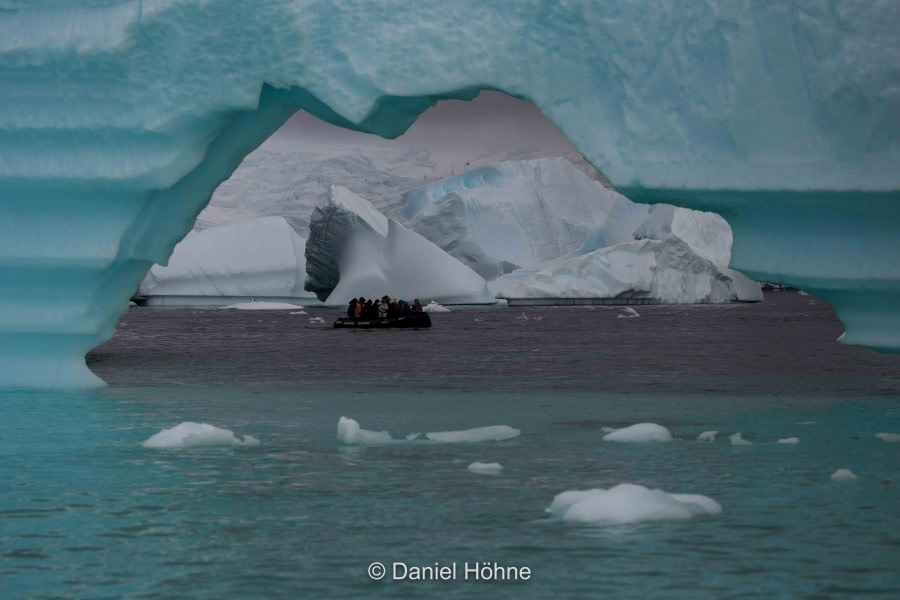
[347,295,424,320]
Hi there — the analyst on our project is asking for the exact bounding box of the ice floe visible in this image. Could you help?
[602,423,673,443]
[423,300,450,313]
[875,432,900,443]
[777,437,800,444]
[547,483,721,525]
[425,426,520,443]
[697,430,717,442]
[337,416,393,445]
[222,301,304,310]
[617,307,640,319]
[337,418,519,445]
[831,469,858,481]
[729,432,753,446]
[467,462,504,475]
[142,422,260,449]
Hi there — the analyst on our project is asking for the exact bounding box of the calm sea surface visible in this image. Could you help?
[2,292,899,598]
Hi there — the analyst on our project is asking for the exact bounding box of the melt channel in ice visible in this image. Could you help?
[547,483,722,525]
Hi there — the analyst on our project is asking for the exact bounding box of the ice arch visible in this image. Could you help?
[0,0,898,388]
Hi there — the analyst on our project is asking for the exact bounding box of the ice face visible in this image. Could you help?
[139,216,316,303]
[1,1,898,387]
[304,186,492,305]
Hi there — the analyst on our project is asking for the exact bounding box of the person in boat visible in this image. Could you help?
[364,299,377,319]
[398,299,410,314]
[354,297,365,319]
[347,297,358,319]
[412,298,423,312]
[378,296,389,319]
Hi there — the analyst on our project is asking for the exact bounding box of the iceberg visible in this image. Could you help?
[602,423,674,443]
[138,216,318,306]
[404,158,761,304]
[142,422,260,449]
[0,1,898,387]
[547,483,722,525]
[467,462,504,475]
[304,186,493,305]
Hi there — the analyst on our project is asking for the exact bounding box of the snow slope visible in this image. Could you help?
[1,1,898,387]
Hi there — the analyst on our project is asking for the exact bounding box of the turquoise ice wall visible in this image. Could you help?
[0,0,897,387]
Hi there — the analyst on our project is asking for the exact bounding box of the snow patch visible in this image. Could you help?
[547,483,721,525]
[602,423,673,443]
[142,422,260,449]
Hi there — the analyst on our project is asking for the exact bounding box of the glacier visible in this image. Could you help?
[0,1,898,387]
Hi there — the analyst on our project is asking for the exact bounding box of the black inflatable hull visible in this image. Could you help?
[333,313,432,329]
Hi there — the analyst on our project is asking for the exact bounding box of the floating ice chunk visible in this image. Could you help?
[831,468,858,481]
[425,425,520,443]
[308,316,326,323]
[516,312,529,320]
[142,422,260,449]
[777,437,800,444]
[423,301,450,313]
[222,301,304,310]
[729,432,753,446]
[337,416,393,445]
[467,461,504,475]
[799,291,809,296]
[617,307,640,319]
[547,483,721,525]
[875,432,900,443]
[602,423,673,443]
[697,430,718,442]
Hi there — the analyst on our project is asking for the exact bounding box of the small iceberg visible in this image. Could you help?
[875,432,900,443]
[602,423,673,443]
[729,432,753,446]
[697,430,718,442]
[777,437,800,444]
[222,301,304,310]
[425,425,520,443]
[547,483,721,525]
[337,416,393,445]
[467,462,504,475]
[616,307,640,319]
[142,422,260,448]
[423,300,450,313]
[831,468,858,481]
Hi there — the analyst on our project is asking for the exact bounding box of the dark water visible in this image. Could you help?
[1,292,898,599]
[89,291,900,396]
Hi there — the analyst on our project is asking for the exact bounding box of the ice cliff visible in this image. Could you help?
[138,216,318,305]
[0,1,898,387]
